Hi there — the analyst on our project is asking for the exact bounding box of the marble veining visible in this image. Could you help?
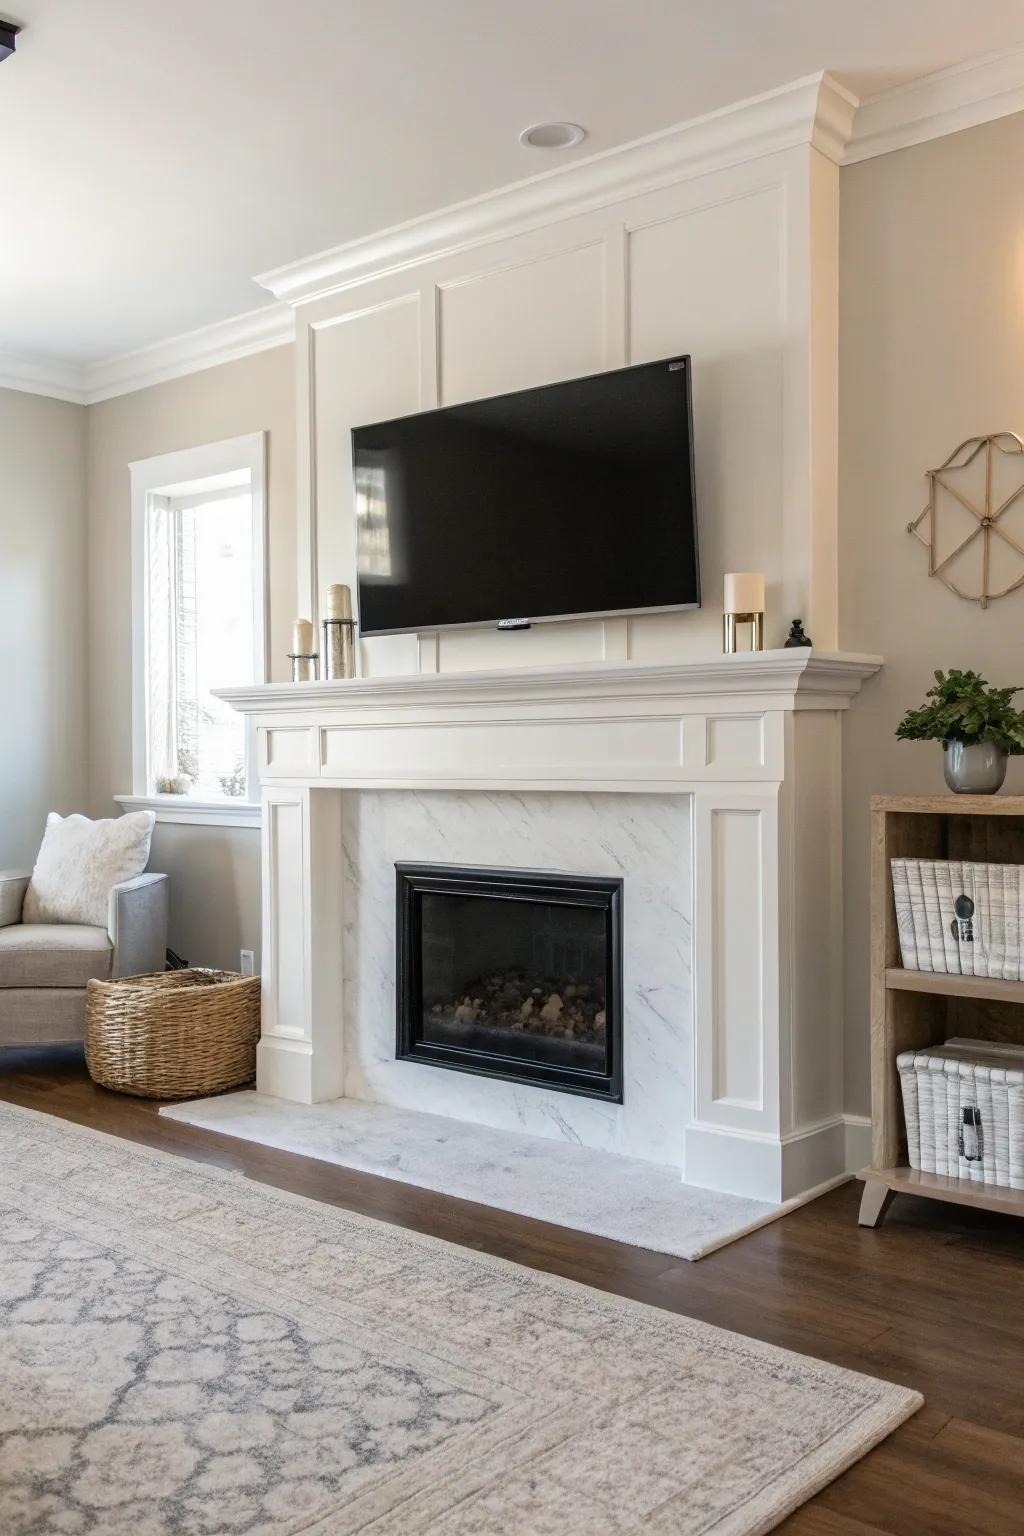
[341,791,692,1167]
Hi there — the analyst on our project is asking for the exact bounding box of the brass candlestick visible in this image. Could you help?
[723,610,764,653]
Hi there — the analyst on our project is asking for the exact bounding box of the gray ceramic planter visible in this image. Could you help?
[943,740,1007,794]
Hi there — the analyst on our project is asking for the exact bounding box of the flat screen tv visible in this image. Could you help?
[352,356,699,637]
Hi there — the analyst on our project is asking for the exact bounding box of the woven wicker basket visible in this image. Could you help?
[85,968,260,1100]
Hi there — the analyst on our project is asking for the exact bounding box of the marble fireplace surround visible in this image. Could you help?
[219,649,880,1203]
[344,789,688,1167]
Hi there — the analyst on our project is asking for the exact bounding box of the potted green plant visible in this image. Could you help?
[896,669,1024,793]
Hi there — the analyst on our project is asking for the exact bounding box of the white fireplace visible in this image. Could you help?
[219,647,879,1203]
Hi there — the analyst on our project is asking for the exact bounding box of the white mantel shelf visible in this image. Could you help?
[217,649,880,799]
[225,647,880,1204]
[218,649,881,715]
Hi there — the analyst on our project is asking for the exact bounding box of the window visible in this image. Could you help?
[123,435,266,825]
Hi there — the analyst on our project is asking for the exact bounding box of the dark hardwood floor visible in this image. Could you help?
[2,1045,1022,1534]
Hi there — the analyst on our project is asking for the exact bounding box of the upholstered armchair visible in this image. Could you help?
[0,870,168,1047]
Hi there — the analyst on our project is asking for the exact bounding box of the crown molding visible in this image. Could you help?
[0,350,86,404]
[6,49,1024,401]
[844,44,1024,164]
[254,47,1024,306]
[82,303,294,404]
[0,304,293,408]
[256,72,857,308]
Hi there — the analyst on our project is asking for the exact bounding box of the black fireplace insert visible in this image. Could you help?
[396,864,623,1102]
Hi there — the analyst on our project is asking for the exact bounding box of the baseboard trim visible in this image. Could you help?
[685,1115,850,1203]
[256,1035,343,1105]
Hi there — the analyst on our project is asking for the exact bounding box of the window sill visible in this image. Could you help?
[114,794,262,829]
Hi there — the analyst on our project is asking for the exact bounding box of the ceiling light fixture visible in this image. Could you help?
[519,122,586,150]
[0,19,19,62]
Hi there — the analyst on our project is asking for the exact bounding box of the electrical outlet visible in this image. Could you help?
[240,949,255,977]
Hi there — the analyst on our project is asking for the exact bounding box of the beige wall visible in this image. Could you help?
[85,344,296,968]
[0,388,88,869]
[839,112,1024,1116]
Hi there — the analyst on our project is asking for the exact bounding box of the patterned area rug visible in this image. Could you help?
[0,1102,920,1535]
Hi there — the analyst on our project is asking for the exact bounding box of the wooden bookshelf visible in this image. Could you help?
[860,794,1024,1227]
[861,1165,1024,1224]
[884,966,1024,1005]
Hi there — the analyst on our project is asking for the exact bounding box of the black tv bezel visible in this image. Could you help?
[351,355,700,638]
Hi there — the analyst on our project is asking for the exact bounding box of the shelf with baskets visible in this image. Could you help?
[884,967,1024,1004]
[861,793,1024,1227]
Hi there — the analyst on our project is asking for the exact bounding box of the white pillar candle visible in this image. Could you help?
[723,572,765,614]
[325,583,353,622]
[291,618,314,654]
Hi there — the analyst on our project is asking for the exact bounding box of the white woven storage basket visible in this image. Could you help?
[891,857,1023,978]
[897,1037,1024,1189]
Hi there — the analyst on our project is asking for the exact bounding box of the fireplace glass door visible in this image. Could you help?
[396,864,623,1102]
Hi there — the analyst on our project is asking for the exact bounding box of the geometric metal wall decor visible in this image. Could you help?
[908,431,1024,607]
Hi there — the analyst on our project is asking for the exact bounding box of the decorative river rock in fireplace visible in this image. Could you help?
[396,864,623,1102]
[435,970,607,1043]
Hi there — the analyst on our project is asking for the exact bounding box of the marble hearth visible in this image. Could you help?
[219,650,880,1203]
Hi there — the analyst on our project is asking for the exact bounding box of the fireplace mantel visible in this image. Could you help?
[217,649,880,797]
[220,648,881,1203]
[219,648,879,716]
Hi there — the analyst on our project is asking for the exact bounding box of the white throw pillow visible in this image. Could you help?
[22,812,156,928]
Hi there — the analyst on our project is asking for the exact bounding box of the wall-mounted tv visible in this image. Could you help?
[352,356,699,637]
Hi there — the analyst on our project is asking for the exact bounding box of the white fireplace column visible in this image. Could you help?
[220,650,879,1204]
[258,784,344,1103]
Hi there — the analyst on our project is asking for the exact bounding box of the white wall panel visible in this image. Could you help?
[789,711,843,1127]
[261,726,318,777]
[628,187,785,660]
[706,714,765,771]
[710,807,764,1108]
[311,296,421,676]
[264,796,306,1039]
[437,617,607,674]
[438,243,605,406]
[301,149,825,684]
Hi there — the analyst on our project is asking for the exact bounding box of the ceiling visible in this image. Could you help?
[3,0,1023,366]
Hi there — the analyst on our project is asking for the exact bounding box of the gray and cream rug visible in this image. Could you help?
[0,1102,920,1534]
[161,1093,788,1260]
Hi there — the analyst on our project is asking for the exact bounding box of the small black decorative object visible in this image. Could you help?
[784,619,812,648]
[958,1104,983,1162]
[0,20,19,63]
[951,894,975,943]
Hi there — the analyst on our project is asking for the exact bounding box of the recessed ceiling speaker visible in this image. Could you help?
[0,20,19,62]
[519,122,586,150]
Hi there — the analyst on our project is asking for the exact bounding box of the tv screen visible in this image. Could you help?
[352,356,699,637]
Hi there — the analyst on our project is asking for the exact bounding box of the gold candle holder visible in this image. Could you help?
[722,573,765,654]
[723,611,764,653]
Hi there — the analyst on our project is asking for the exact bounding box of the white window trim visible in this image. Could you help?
[113,794,262,829]
[126,432,267,828]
